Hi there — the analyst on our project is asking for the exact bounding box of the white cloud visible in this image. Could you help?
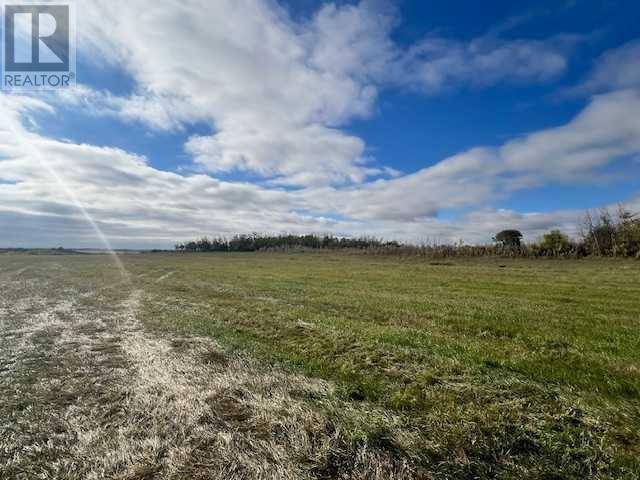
[300,148,500,222]
[295,90,640,224]
[68,0,581,187]
[306,0,398,82]
[185,124,378,186]
[575,40,640,94]
[501,89,640,179]
[76,0,387,186]
[395,34,577,93]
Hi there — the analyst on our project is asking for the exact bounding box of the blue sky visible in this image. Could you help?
[1,0,640,248]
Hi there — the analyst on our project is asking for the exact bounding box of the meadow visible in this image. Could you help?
[1,252,639,479]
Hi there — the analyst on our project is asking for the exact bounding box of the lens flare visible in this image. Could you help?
[7,115,130,281]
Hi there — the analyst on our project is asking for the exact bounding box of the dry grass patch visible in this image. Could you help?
[1,257,420,479]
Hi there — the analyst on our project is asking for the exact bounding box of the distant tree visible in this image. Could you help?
[613,205,640,257]
[582,210,615,256]
[539,230,571,255]
[494,230,523,248]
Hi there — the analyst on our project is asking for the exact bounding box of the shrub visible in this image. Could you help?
[582,206,640,257]
[537,230,573,256]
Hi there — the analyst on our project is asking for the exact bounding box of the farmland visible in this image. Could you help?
[1,252,639,479]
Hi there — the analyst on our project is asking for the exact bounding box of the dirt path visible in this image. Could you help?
[0,261,414,480]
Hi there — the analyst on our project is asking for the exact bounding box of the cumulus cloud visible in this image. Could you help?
[74,0,388,187]
[185,125,374,186]
[67,0,581,187]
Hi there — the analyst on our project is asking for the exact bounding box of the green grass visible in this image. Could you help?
[130,252,640,478]
[3,252,639,478]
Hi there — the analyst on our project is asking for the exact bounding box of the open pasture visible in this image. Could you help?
[1,252,639,479]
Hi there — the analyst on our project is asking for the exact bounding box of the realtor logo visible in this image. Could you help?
[2,2,76,89]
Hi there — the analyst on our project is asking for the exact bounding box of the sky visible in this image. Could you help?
[1,0,640,249]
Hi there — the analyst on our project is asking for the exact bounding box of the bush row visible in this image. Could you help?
[175,207,640,258]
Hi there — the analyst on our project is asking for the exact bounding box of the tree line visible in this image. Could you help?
[175,206,640,258]
[175,234,400,253]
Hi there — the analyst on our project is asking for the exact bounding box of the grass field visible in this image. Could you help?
[1,252,639,479]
